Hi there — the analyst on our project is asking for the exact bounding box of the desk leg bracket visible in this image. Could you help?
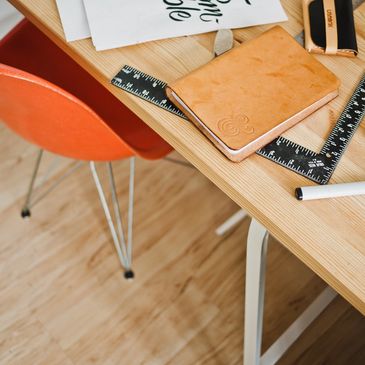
[243,219,337,365]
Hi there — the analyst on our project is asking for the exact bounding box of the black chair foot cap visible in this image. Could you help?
[124,270,134,280]
[21,208,31,218]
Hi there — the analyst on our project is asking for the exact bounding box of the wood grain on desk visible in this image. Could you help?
[8,0,365,314]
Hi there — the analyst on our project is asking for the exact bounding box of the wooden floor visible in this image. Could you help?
[0,123,364,365]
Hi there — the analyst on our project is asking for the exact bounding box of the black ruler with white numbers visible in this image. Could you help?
[111,65,365,185]
[112,65,188,120]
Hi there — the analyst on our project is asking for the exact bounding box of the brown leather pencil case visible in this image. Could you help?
[303,0,358,57]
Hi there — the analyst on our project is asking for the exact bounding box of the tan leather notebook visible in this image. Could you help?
[166,26,340,162]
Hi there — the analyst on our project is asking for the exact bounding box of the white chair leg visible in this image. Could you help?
[90,159,135,279]
[243,218,269,365]
[106,163,129,265]
[215,209,248,236]
[127,157,135,267]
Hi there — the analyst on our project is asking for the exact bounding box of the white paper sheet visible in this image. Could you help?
[55,0,90,42]
[83,0,288,51]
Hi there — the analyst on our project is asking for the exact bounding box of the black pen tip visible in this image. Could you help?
[295,188,303,200]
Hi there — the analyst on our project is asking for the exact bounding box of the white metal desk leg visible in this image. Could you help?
[244,219,269,365]
[215,209,248,236]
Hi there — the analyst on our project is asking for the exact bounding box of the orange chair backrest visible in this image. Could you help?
[0,64,135,161]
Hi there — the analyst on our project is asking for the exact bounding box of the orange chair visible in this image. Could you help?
[0,20,172,279]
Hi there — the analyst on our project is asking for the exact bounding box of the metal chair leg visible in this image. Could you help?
[21,149,44,218]
[90,159,135,279]
[21,149,83,218]
[127,157,135,268]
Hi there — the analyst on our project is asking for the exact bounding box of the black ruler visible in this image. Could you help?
[111,65,365,184]
[112,65,187,120]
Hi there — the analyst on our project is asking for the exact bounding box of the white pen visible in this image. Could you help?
[295,181,365,201]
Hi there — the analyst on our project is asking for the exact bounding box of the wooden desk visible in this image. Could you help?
[8,0,365,317]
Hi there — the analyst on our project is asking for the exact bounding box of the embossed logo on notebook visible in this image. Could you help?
[217,113,254,137]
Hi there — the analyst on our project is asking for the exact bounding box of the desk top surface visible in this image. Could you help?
[8,0,365,314]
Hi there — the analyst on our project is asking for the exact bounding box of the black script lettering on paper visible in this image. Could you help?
[163,0,252,23]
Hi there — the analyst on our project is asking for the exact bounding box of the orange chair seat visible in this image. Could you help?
[0,20,172,160]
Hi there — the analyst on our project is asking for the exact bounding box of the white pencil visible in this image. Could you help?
[295,181,365,201]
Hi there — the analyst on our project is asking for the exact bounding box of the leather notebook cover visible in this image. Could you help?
[303,0,358,57]
[166,26,340,162]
